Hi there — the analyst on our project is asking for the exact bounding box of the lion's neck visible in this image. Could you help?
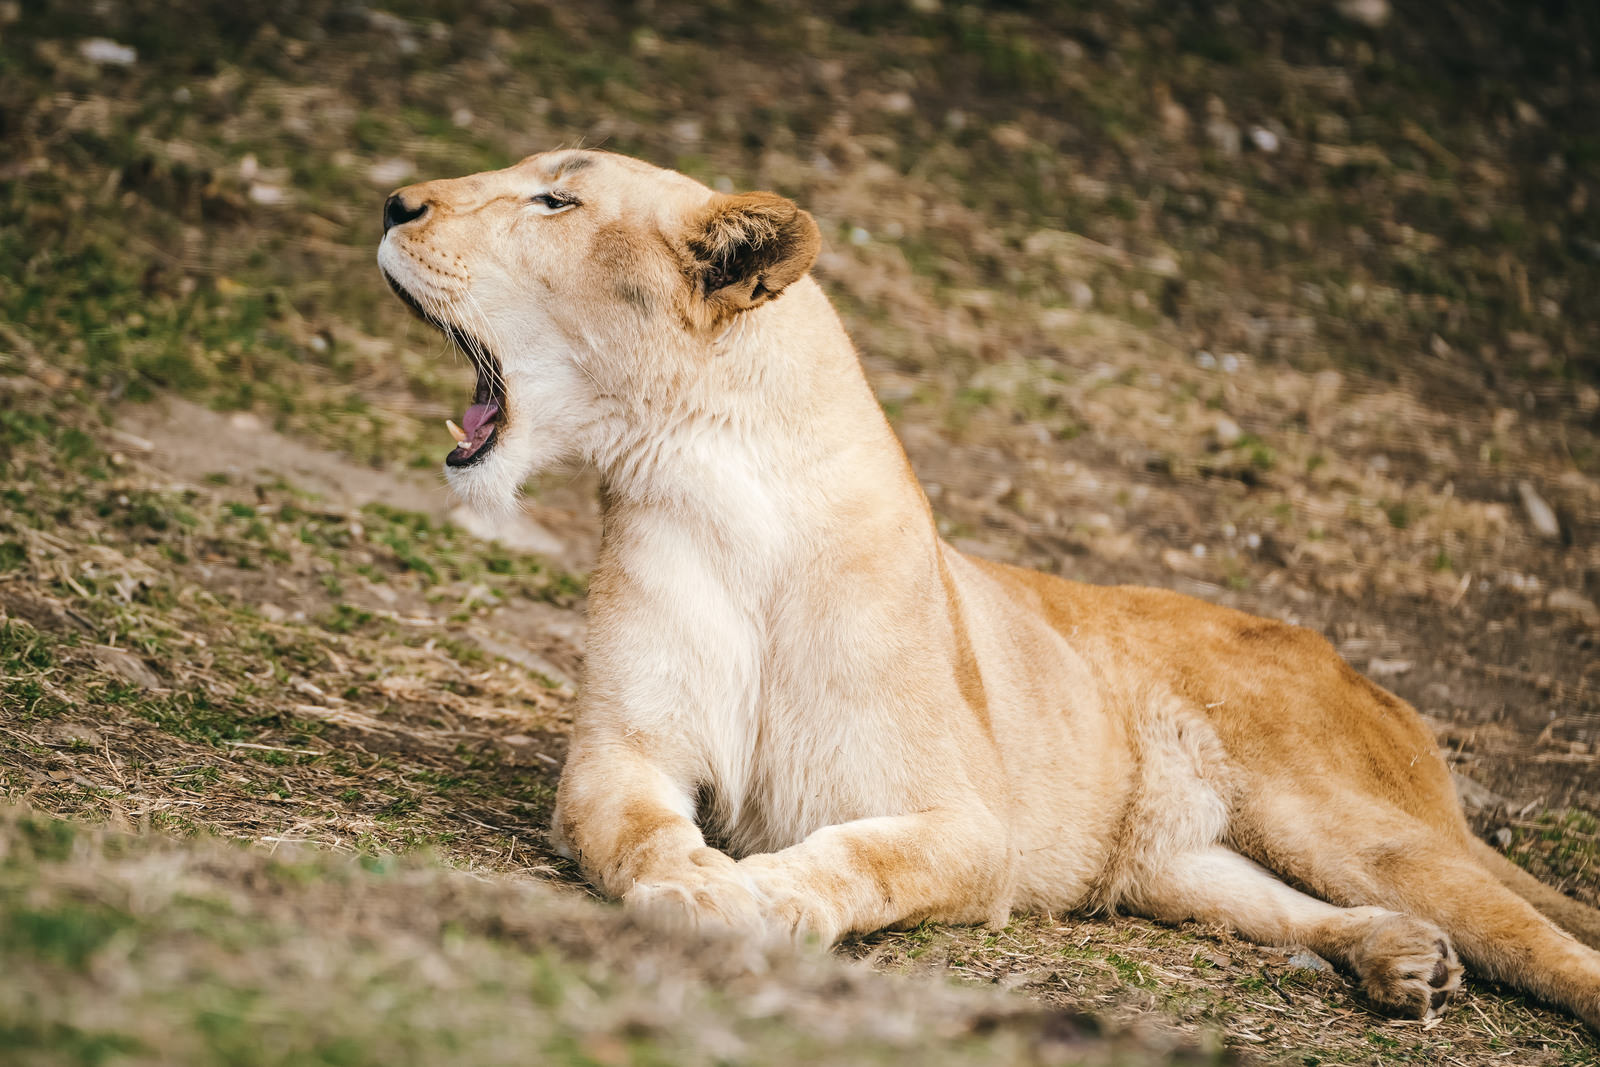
[589,277,936,596]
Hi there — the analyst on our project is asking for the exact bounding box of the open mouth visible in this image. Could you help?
[381,270,505,468]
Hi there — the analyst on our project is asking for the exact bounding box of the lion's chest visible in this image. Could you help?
[697,627,932,859]
[695,689,901,859]
[611,501,959,858]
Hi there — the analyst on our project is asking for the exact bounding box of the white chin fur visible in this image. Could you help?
[442,374,586,519]
[442,411,539,519]
[443,446,524,519]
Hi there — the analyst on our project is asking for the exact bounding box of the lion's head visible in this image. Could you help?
[376,149,821,513]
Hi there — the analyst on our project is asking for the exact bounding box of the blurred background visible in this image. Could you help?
[1,1,1598,1062]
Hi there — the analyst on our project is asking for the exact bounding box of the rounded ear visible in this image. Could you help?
[683,192,821,315]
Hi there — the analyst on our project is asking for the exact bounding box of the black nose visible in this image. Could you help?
[383,194,428,233]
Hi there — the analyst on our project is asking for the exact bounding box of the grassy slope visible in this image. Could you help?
[2,0,1599,1063]
[3,806,1186,1067]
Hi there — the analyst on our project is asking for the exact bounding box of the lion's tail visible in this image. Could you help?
[1469,835,1600,950]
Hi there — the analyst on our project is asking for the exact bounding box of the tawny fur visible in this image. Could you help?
[377,149,1600,1035]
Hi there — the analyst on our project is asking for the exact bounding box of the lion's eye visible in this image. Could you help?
[529,192,578,214]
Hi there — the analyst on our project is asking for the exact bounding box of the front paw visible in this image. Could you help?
[623,847,767,937]
[621,849,843,948]
[737,854,844,947]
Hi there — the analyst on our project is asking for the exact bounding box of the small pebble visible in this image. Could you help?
[80,38,137,66]
[368,158,413,187]
[1336,0,1390,26]
[1516,480,1561,540]
[1249,126,1280,153]
[248,183,286,205]
[879,91,914,114]
[1287,950,1332,973]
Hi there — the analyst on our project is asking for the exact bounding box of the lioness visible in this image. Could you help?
[377,149,1600,1032]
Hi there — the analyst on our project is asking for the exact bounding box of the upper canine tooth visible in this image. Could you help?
[445,419,467,444]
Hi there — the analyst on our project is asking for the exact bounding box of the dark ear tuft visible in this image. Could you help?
[685,192,821,315]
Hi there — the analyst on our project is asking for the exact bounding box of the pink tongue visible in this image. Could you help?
[461,401,499,438]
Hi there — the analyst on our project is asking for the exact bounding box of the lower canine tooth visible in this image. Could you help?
[445,419,467,444]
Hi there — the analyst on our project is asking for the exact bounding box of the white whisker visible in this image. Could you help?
[418,286,473,382]
[456,288,513,400]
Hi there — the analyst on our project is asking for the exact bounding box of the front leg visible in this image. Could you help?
[734,807,1017,946]
[555,744,1015,945]
[551,737,772,932]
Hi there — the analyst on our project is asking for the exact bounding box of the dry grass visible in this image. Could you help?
[852,914,1599,1065]
[2,0,1599,1062]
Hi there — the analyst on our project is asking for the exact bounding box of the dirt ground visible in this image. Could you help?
[2,1,1599,1063]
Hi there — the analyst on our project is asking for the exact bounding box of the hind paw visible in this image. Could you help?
[1352,913,1463,1019]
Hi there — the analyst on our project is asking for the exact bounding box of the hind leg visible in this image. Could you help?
[1237,793,1600,1033]
[1122,844,1462,1018]
[1469,836,1600,950]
